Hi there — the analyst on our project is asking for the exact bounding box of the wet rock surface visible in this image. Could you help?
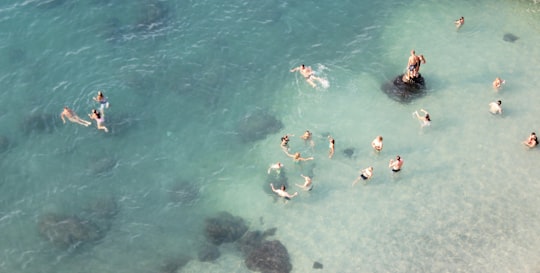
[381,74,426,104]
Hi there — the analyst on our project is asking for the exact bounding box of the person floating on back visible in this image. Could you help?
[60,106,91,127]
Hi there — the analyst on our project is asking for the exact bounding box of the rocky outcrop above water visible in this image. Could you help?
[381,74,426,104]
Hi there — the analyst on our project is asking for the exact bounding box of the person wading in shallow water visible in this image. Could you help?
[389,155,404,172]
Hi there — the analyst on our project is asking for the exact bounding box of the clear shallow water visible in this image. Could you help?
[1,0,540,272]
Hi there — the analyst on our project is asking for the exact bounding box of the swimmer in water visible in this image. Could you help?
[328,136,335,159]
[93,91,110,111]
[300,130,314,147]
[267,162,284,174]
[296,174,313,191]
[352,166,373,186]
[280,134,293,152]
[60,106,91,127]
[88,109,109,133]
[523,132,538,148]
[290,64,325,88]
[455,16,464,29]
[371,136,383,152]
[287,152,314,162]
[489,100,502,114]
[413,109,431,127]
[270,183,298,200]
[493,77,505,90]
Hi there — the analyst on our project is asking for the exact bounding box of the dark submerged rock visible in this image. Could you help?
[237,227,277,256]
[245,240,292,273]
[237,110,283,142]
[343,148,355,159]
[204,212,248,245]
[0,135,11,153]
[84,196,119,220]
[101,17,125,43]
[168,180,200,206]
[503,33,519,43]
[197,244,220,262]
[20,112,57,135]
[82,196,119,232]
[7,47,27,64]
[381,74,426,104]
[313,261,323,269]
[159,255,192,273]
[38,213,104,250]
[89,157,118,176]
[136,0,170,32]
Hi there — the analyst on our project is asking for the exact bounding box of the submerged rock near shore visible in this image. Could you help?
[204,211,248,245]
[244,240,292,273]
[38,213,104,250]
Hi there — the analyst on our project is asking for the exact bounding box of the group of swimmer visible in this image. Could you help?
[268,128,405,200]
[401,16,462,83]
[60,91,110,133]
[408,17,535,148]
[270,15,538,200]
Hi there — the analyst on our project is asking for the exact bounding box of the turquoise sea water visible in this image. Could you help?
[1,0,540,272]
